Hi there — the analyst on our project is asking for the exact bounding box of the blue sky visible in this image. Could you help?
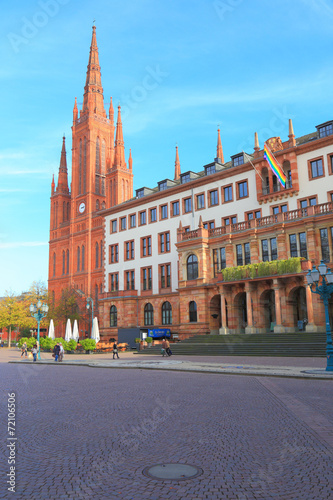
[0,0,332,296]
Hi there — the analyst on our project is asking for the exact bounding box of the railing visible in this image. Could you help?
[182,230,198,240]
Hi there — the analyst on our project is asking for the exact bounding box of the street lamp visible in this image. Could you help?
[306,261,333,372]
[29,300,49,360]
[86,297,94,338]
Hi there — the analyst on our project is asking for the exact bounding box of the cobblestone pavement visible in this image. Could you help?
[1,363,332,500]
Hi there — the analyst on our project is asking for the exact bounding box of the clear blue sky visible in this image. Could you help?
[0,0,332,296]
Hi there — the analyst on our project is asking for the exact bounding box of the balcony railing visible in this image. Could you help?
[219,257,307,283]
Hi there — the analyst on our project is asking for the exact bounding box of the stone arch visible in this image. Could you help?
[209,294,221,334]
[259,289,276,331]
[287,286,307,330]
[234,291,247,332]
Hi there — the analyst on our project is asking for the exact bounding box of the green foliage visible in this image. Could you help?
[53,337,69,350]
[145,337,152,343]
[18,337,36,349]
[135,338,141,344]
[40,337,56,350]
[52,289,80,326]
[67,339,77,351]
[80,339,96,351]
[221,257,303,282]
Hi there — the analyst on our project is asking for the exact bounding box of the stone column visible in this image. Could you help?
[305,284,320,332]
[272,279,285,333]
[219,288,230,334]
[245,283,257,334]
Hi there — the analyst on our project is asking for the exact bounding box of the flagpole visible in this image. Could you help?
[242,151,264,181]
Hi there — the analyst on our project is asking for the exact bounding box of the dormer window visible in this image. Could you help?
[316,121,333,139]
[136,188,144,198]
[158,181,167,191]
[181,173,191,184]
[232,154,244,167]
[205,165,216,175]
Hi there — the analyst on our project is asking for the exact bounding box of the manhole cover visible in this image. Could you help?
[143,463,203,480]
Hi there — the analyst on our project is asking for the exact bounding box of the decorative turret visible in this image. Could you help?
[128,149,133,170]
[113,105,126,168]
[51,174,55,195]
[216,128,224,164]
[109,96,114,122]
[254,132,260,151]
[174,145,181,180]
[73,97,78,122]
[288,118,296,147]
[81,25,106,117]
[56,136,69,194]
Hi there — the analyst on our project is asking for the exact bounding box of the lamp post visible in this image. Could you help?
[86,297,94,338]
[30,300,49,360]
[306,260,333,372]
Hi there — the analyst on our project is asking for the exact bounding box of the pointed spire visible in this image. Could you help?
[216,128,224,163]
[113,105,126,168]
[82,25,106,117]
[288,118,296,146]
[56,136,69,194]
[128,148,133,170]
[198,215,203,228]
[254,132,260,152]
[109,97,114,122]
[73,97,78,122]
[51,174,55,195]
[174,145,181,180]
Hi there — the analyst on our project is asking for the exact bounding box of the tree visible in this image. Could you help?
[53,288,81,328]
[0,293,34,347]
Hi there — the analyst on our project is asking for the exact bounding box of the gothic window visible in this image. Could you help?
[95,137,100,194]
[110,305,117,327]
[63,201,66,222]
[67,202,70,220]
[79,139,82,195]
[96,200,100,211]
[189,301,197,322]
[100,240,103,268]
[83,138,87,194]
[77,246,80,272]
[101,139,106,196]
[95,242,99,269]
[53,252,56,276]
[144,303,154,326]
[81,245,85,271]
[62,250,65,275]
[162,301,172,325]
[66,249,69,274]
[187,254,198,280]
[95,284,99,312]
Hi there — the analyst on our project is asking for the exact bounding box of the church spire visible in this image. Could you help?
[128,148,133,170]
[56,136,69,194]
[174,145,181,180]
[216,128,224,163]
[81,25,106,117]
[51,174,55,195]
[73,97,78,123]
[113,105,126,168]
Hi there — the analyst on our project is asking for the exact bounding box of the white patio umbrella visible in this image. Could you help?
[72,319,79,341]
[91,317,100,344]
[48,319,55,339]
[65,319,72,342]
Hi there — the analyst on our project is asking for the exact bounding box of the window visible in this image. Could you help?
[172,201,180,216]
[120,217,126,230]
[187,254,198,280]
[160,264,171,288]
[77,246,80,272]
[162,302,172,325]
[109,273,119,292]
[318,122,333,138]
[81,245,85,271]
[160,204,168,219]
[196,193,205,210]
[286,170,292,189]
[66,250,69,275]
[329,155,333,175]
[289,234,297,258]
[111,219,117,233]
[246,210,261,221]
[141,236,152,257]
[159,181,167,191]
[53,252,56,277]
[272,204,288,215]
[310,158,324,179]
[223,185,232,203]
[209,190,218,206]
[206,165,216,175]
[244,242,251,264]
[299,233,307,259]
[144,303,154,325]
[213,247,226,276]
[150,208,157,222]
[232,154,244,167]
[181,173,190,184]
[160,232,170,253]
[320,228,330,262]
[136,188,144,198]
[289,233,307,259]
[95,242,99,269]
[184,197,192,213]
[110,305,117,327]
[109,244,118,264]
[236,243,250,266]
[130,214,136,228]
[125,271,135,290]
[140,211,146,225]
[237,180,248,199]
[62,250,65,275]
[203,221,215,230]
[224,216,237,226]
[262,238,278,261]
[125,241,134,260]
[189,301,197,322]
[261,239,269,261]
[142,267,152,291]
[236,244,243,266]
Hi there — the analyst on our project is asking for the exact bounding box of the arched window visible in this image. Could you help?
[95,137,100,194]
[189,301,197,322]
[162,301,172,325]
[81,245,85,271]
[187,254,198,280]
[144,303,154,326]
[95,242,99,269]
[79,139,82,195]
[63,201,66,222]
[77,246,80,272]
[110,180,113,207]
[52,290,55,307]
[55,201,58,227]
[66,249,69,274]
[110,305,117,327]
[62,250,65,275]
[100,240,103,268]
[67,202,70,220]
[96,199,100,211]
[53,252,56,276]
[95,284,99,312]
[101,201,105,209]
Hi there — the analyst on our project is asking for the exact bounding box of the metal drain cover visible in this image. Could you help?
[143,463,203,480]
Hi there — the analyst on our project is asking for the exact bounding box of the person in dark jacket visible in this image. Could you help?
[53,343,60,362]
[113,341,119,359]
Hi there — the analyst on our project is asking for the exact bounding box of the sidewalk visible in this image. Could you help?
[4,348,333,379]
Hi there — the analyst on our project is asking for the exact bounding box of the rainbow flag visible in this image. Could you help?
[264,143,286,188]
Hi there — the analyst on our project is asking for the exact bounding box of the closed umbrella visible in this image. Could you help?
[65,319,72,342]
[91,317,100,344]
[72,320,79,341]
[48,319,55,339]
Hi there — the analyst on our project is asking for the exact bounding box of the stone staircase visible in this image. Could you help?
[137,332,327,357]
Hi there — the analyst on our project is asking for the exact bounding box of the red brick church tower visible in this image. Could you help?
[48,25,133,335]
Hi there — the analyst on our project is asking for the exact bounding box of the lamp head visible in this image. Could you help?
[326,268,333,284]
[306,270,313,285]
[311,266,320,283]
[318,260,327,276]
[37,299,42,309]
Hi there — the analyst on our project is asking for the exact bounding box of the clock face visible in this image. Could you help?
[78,202,86,214]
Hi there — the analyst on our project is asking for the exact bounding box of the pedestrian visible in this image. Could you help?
[165,339,172,356]
[21,342,28,357]
[53,343,60,362]
[59,342,64,362]
[113,341,119,359]
[32,344,37,362]
[161,338,167,357]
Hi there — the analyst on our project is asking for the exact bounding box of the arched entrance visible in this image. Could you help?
[260,289,276,331]
[209,295,221,334]
[234,292,247,333]
[288,286,307,330]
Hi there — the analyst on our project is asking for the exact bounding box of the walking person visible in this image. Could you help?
[53,343,60,362]
[21,342,28,357]
[32,344,37,362]
[59,342,64,362]
[161,338,167,357]
[165,339,172,357]
[113,341,119,359]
